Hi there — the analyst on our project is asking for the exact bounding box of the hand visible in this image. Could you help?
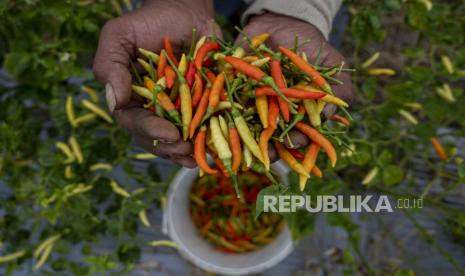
[239,12,353,161]
[93,0,219,168]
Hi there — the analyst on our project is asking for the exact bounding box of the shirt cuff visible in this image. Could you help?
[241,0,342,39]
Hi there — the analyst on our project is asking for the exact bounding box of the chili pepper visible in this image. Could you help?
[190,73,203,108]
[279,46,332,94]
[224,56,296,108]
[268,97,279,129]
[243,144,252,167]
[274,141,309,177]
[202,59,214,67]
[294,84,349,107]
[138,48,160,64]
[367,68,396,76]
[295,122,337,167]
[138,209,151,227]
[226,80,266,165]
[255,86,326,99]
[194,41,221,69]
[279,105,306,140]
[186,62,196,87]
[250,57,270,67]
[210,116,239,196]
[142,77,181,124]
[288,148,304,160]
[194,126,218,175]
[270,58,290,122]
[431,137,449,161]
[163,36,179,66]
[175,96,181,111]
[68,136,83,164]
[164,50,192,140]
[213,152,230,177]
[361,52,380,69]
[330,114,350,126]
[398,109,418,125]
[137,58,151,73]
[164,66,176,89]
[110,180,130,198]
[255,96,268,128]
[250,33,270,49]
[303,99,321,127]
[82,99,113,123]
[228,121,242,172]
[189,88,211,138]
[157,52,167,80]
[218,115,229,141]
[205,72,225,118]
[140,76,165,117]
[299,143,320,191]
[66,96,77,127]
[178,54,188,76]
[56,141,75,164]
[362,167,378,185]
[258,127,275,170]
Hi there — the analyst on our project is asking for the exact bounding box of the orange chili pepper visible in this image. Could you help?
[164,36,179,66]
[255,86,326,99]
[295,122,337,167]
[259,127,275,170]
[194,41,221,69]
[431,137,448,161]
[279,46,332,93]
[299,143,321,191]
[311,165,323,178]
[270,58,290,122]
[268,97,279,129]
[157,53,167,80]
[228,124,242,172]
[191,73,203,108]
[194,126,218,175]
[189,88,210,138]
[330,114,350,126]
[207,72,225,111]
[164,66,176,89]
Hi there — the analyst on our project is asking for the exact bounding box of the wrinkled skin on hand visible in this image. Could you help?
[93,0,220,168]
[240,12,353,161]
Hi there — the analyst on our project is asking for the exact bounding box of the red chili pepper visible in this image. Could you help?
[194,41,220,69]
[202,59,214,68]
[175,96,181,111]
[186,62,196,87]
[164,36,179,66]
[288,149,304,160]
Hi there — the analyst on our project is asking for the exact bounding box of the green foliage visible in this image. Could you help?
[1,0,465,274]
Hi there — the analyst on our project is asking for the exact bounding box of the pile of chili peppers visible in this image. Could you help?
[131,31,351,194]
[189,171,283,253]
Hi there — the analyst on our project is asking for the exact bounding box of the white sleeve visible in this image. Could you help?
[242,0,343,39]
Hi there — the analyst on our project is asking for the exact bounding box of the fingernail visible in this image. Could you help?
[105,83,116,113]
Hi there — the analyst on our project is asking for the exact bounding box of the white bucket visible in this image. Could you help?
[163,161,294,275]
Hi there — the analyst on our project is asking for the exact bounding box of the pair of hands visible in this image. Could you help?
[93,0,352,168]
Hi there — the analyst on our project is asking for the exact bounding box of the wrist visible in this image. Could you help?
[144,0,214,17]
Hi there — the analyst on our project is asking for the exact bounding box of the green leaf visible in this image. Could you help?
[458,163,465,180]
[255,185,281,219]
[383,165,404,186]
[377,150,392,166]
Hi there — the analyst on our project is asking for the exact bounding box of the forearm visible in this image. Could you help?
[242,0,342,39]
[143,0,215,16]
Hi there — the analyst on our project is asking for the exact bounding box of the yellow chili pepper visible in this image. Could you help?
[303,99,321,127]
[55,142,75,164]
[137,58,151,73]
[90,163,112,171]
[139,209,151,227]
[367,68,396,76]
[148,240,178,248]
[110,180,130,198]
[138,48,160,64]
[274,141,309,178]
[178,54,187,76]
[242,144,252,167]
[34,234,61,259]
[255,96,269,128]
[398,109,418,125]
[81,85,99,102]
[68,136,83,163]
[218,115,229,141]
[34,243,54,270]
[362,167,379,185]
[132,153,157,160]
[361,52,380,68]
[193,36,206,58]
[250,33,270,49]
[436,83,456,103]
[250,57,270,67]
[74,113,97,125]
[66,96,77,127]
[64,165,73,179]
[441,55,454,74]
[81,99,113,123]
[0,250,26,263]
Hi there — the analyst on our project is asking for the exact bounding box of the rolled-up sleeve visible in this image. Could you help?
[242,0,342,39]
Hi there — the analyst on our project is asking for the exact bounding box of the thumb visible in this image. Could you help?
[93,18,133,112]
